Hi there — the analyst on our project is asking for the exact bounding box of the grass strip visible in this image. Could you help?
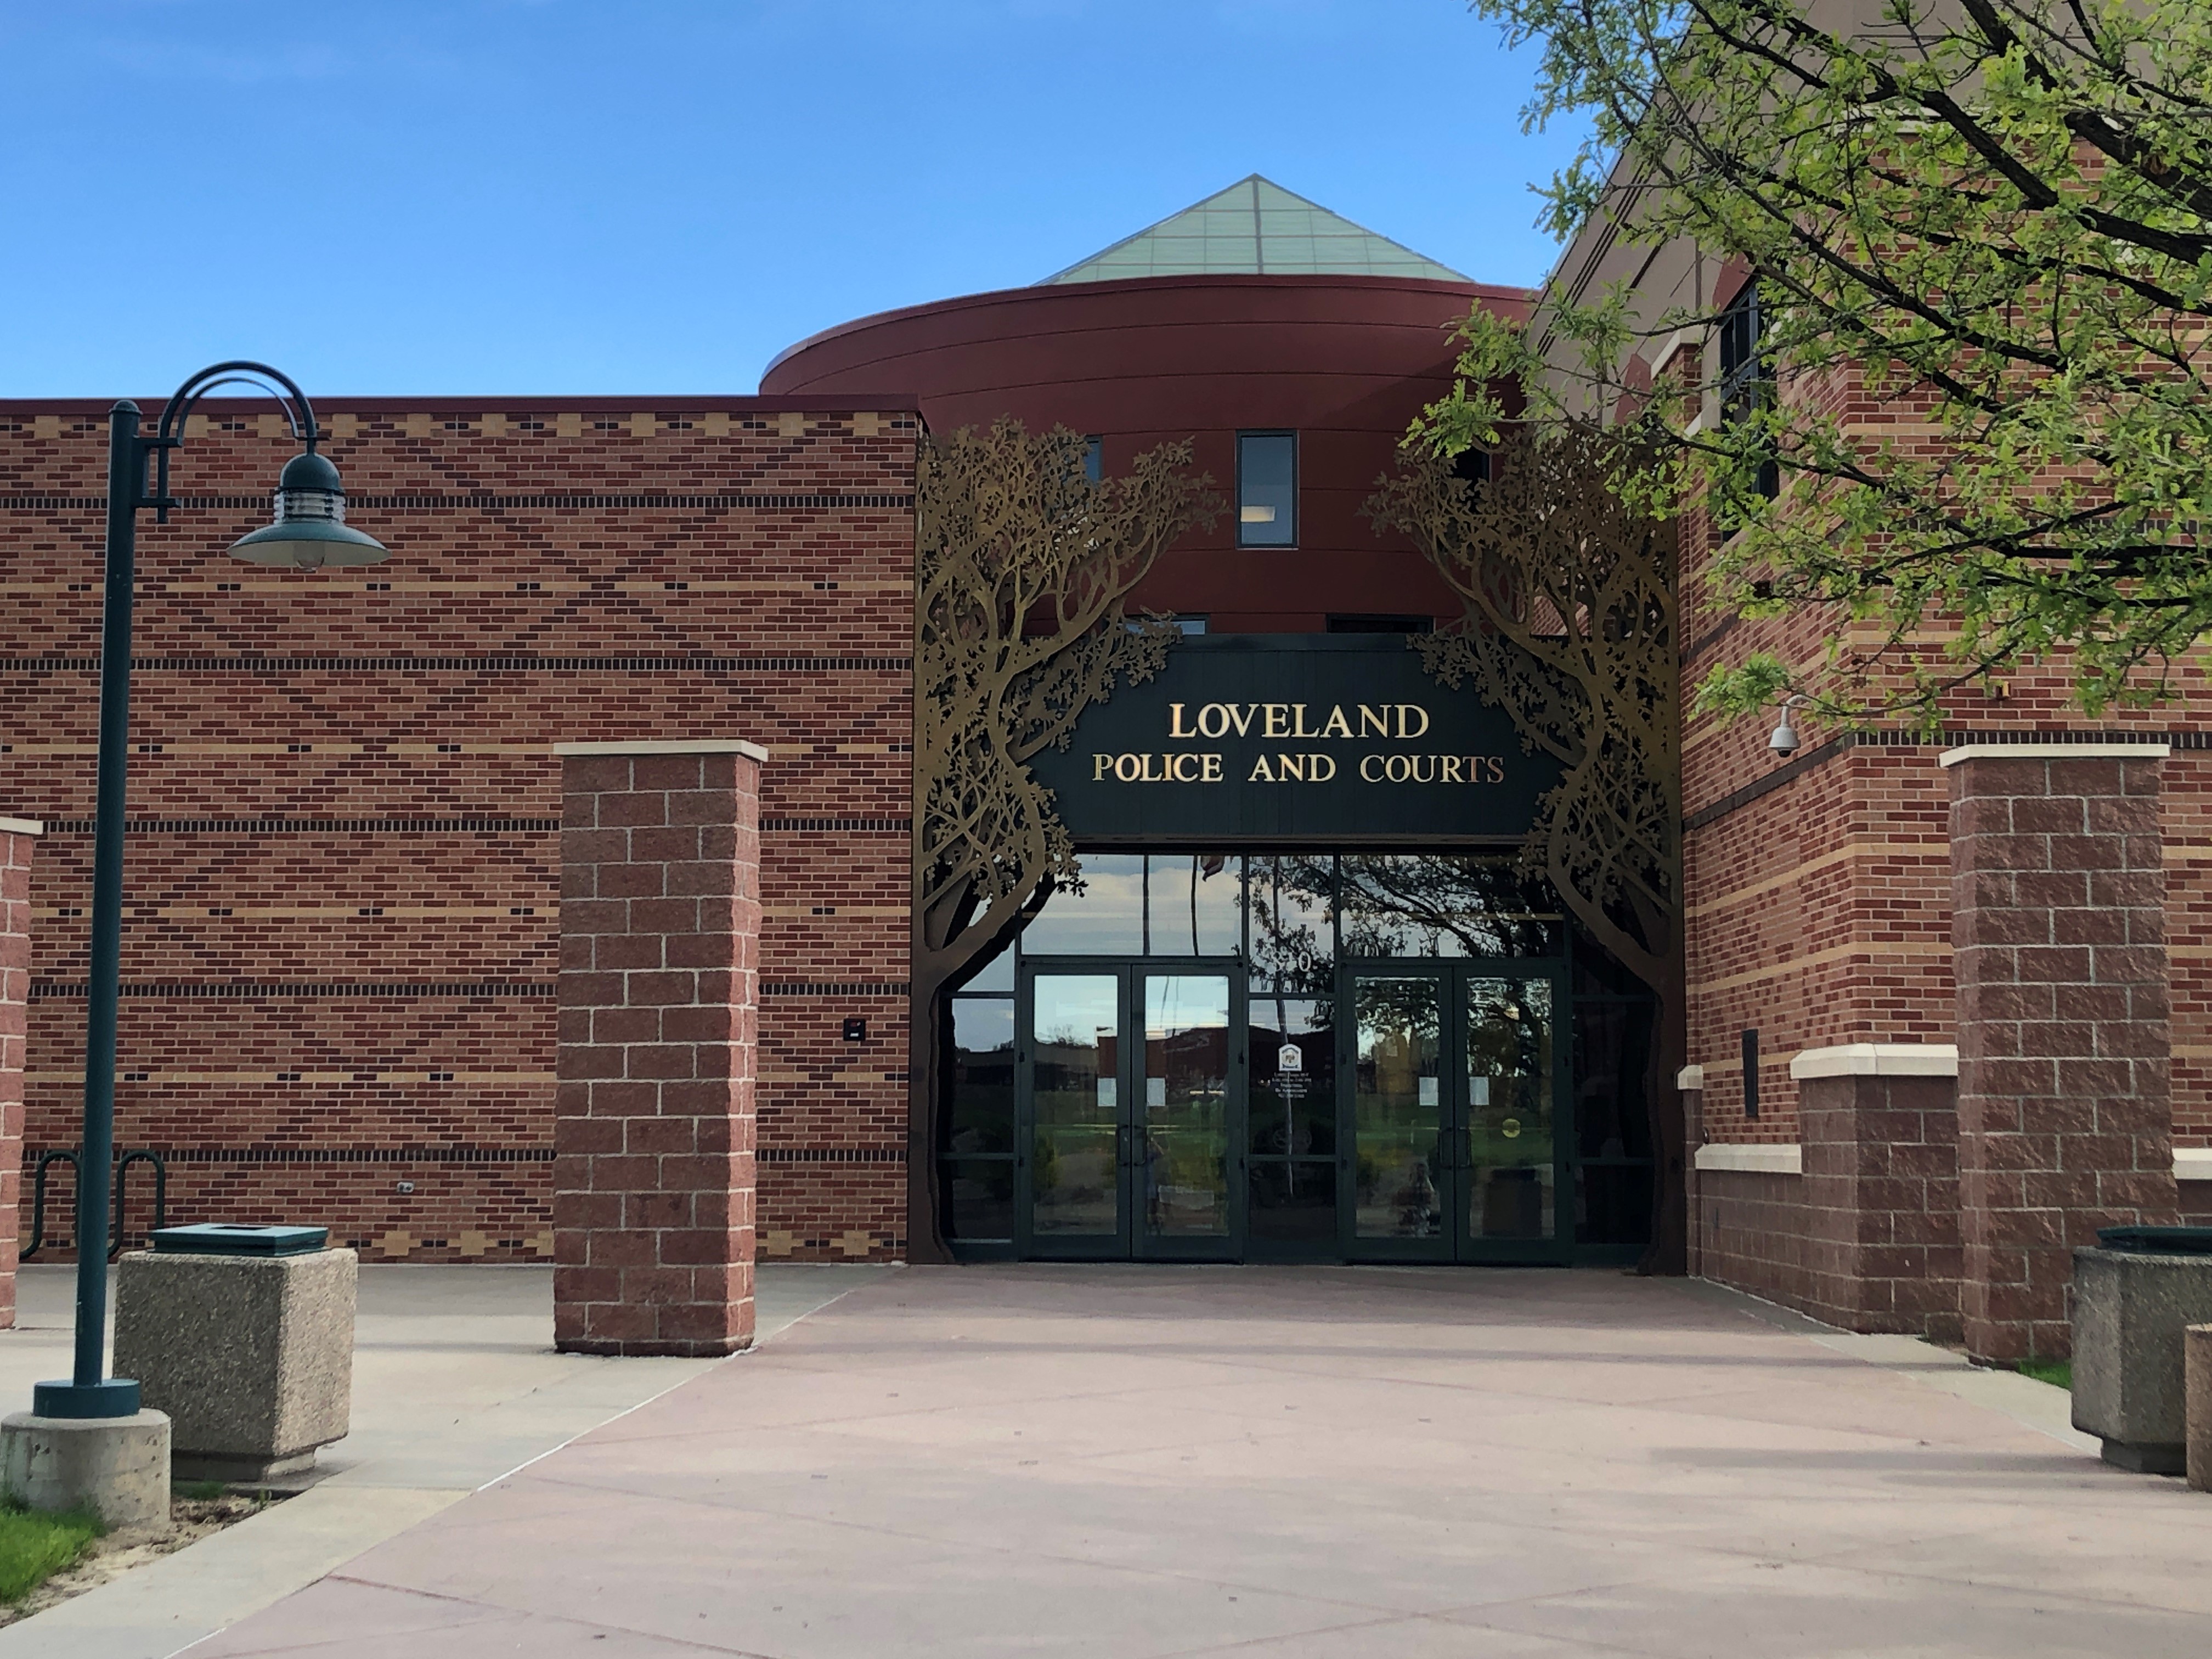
[2017,1358,2072,1391]
[0,1500,103,1602]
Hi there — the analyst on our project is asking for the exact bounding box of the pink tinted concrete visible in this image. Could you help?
[189,1266,2211,1658]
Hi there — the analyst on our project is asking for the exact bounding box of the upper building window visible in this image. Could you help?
[1237,431,1297,547]
[1082,435,1104,485]
[1717,284,1778,500]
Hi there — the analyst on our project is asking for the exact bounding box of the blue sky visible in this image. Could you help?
[0,1,1582,398]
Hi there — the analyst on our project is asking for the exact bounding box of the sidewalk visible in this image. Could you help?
[0,1262,881,1658]
[153,1264,2212,1658]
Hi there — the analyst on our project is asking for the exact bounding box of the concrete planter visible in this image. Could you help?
[2072,1246,2212,1474]
[114,1243,357,1482]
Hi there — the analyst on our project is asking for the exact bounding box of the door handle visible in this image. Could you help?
[1117,1123,1132,1169]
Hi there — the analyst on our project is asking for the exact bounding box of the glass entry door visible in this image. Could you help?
[1018,964,1241,1259]
[1347,962,1564,1262]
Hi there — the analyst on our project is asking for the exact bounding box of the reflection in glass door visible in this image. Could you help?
[1464,976,1555,1243]
[1138,974,1231,1250]
[1351,975,1446,1248]
[1028,974,1125,1249]
[1248,994,1335,1252]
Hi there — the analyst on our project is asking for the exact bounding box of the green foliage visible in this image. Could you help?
[172,1480,227,1502]
[1434,0,2212,723]
[2017,1357,2072,1389]
[0,1500,103,1602]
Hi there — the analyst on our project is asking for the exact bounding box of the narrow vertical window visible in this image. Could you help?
[1237,431,1296,547]
[1717,284,1779,500]
[1082,435,1103,485]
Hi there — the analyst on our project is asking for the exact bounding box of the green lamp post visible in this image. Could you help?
[35,362,386,1420]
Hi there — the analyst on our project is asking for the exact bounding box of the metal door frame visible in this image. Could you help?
[1339,956,1572,1265]
[1014,957,1245,1262]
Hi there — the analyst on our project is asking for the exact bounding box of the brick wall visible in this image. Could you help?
[0,817,35,1325]
[0,399,914,1262]
[554,742,761,1356]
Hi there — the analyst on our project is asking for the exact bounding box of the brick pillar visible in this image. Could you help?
[1793,1047,1960,1339]
[1946,743,2179,1362]
[0,817,40,1332]
[552,741,764,1357]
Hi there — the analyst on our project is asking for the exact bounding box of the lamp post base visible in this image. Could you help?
[32,1378,143,1418]
[1,1408,170,1528]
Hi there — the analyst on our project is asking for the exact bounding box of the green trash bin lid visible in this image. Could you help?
[150,1223,330,1257]
[2094,1225,2212,1256]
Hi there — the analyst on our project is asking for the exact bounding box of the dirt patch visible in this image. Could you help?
[0,1491,284,1627]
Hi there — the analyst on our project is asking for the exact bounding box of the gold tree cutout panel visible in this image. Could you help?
[910,421,1220,1258]
[1368,424,1685,1272]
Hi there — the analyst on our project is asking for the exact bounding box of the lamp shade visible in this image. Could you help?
[227,449,387,568]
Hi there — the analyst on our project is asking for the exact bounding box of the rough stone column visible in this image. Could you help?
[1945,743,2179,1362]
[0,817,38,1332]
[552,741,764,1357]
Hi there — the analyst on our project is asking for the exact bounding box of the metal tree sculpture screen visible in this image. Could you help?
[1368,423,1685,1272]
[911,421,1219,1257]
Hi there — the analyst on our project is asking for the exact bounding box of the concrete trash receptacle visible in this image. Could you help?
[114,1224,356,1482]
[2072,1231,2212,1475]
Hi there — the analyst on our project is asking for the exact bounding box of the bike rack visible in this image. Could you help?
[21,1147,170,1260]
[23,1149,80,1261]
[113,1148,168,1255]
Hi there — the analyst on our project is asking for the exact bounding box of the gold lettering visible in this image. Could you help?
[1115,754,1142,782]
[1386,754,1412,782]
[1358,704,1390,737]
[1226,703,1258,737]
[1202,753,1223,782]
[1487,755,1505,784]
[1360,754,1385,782]
[1410,754,1435,783]
[1307,753,1337,782]
[1198,703,1231,738]
[1292,703,1312,738]
[1397,704,1431,738]
[1277,753,1304,781]
[1263,703,1290,738]
[1172,753,1201,782]
[1141,753,1164,782]
[1442,755,1464,783]
[1094,753,1113,781]
[1319,705,1352,740]
[1169,703,1194,739]
[1249,755,1275,782]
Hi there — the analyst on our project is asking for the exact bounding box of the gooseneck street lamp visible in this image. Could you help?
[36,362,386,1421]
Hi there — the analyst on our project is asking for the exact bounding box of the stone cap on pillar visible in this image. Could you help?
[1675,1064,1704,1091]
[1938,742,2170,768]
[554,740,769,762]
[0,818,43,837]
[1790,1042,1959,1080]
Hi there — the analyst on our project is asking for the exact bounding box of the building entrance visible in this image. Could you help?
[1007,955,1567,1263]
[942,853,1654,1265]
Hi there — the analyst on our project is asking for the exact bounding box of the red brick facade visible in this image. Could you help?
[0,399,913,1266]
[554,742,762,1356]
[0,817,35,1327]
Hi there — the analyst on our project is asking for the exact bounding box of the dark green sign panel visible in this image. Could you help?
[1030,634,1556,843]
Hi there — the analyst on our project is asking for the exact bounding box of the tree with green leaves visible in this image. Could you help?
[1424,0,2212,725]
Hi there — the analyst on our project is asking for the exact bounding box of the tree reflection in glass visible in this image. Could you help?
[1338,855,1559,958]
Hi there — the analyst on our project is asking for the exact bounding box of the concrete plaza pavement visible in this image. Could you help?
[153,1263,2212,1659]
[0,1262,879,1658]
